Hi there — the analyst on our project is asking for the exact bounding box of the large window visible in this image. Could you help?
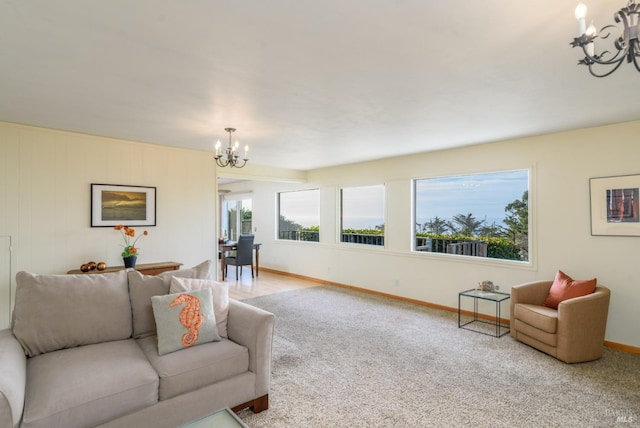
[340,185,385,246]
[278,189,320,242]
[414,170,529,262]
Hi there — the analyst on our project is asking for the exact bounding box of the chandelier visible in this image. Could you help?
[571,1,640,77]
[214,128,249,168]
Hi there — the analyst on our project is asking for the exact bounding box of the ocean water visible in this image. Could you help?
[101,206,146,221]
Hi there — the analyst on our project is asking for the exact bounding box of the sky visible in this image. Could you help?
[341,185,385,229]
[276,170,529,230]
[279,189,320,227]
[415,170,529,228]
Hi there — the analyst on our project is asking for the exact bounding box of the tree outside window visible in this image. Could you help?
[221,196,252,241]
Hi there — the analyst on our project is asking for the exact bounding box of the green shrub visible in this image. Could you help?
[342,228,384,235]
[482,237,521,260]
[416,233,521,260]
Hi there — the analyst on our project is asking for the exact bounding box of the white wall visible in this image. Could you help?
[0,122,217,327]
[221,120,640,348]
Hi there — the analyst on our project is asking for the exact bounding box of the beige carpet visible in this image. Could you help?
[238,286,640,427]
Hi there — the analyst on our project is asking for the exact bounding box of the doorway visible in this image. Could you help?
[221,194,252,241]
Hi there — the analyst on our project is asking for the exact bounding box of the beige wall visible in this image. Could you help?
[2,120,639,348]
[223,120,640,348]
[0,122,217,327]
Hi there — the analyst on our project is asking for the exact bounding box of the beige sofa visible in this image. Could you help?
[0,261,275,428]
[510,280,610,363]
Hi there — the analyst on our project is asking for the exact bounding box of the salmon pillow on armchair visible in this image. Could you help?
[543,270,597,309]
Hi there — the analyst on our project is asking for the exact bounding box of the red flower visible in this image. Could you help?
[115,225,148,257]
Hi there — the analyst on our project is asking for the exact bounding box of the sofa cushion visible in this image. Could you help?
[12,270,131,357]
[136,335,249,401]
[22,339,158,428]
[514,303,558,334]
[543,270,597,309]
[151,288,220,356]
[128,260,213,338]
[170,277,230,338]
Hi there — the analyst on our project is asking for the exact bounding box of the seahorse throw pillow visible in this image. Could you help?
[151,288,220,356]
[169,277,230,338]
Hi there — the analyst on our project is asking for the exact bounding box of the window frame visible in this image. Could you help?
[276,188,321,243]
[338,184,386,247]
[412,168,532,266]
[221,193,252,242]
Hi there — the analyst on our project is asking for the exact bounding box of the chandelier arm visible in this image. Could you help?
[596,25,628,64]
[599,24,621,42]
[588,56,627,77]
[582,48,626,65]
[573,29,626,66]
[631,45,640,71]
[215,157,230,168]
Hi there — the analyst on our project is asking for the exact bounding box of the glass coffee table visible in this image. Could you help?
[458,288,510,337]
[180,407,247,428]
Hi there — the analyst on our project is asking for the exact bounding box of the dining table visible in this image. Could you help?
[219,241,262,281]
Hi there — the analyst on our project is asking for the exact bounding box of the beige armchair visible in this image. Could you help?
[510,281,610,363]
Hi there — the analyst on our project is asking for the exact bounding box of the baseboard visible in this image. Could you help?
[604,341,640,354]
[260,267,640,354]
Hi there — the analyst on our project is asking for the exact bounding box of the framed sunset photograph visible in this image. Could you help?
[91,184,156,227]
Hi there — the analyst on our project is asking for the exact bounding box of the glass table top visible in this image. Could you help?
[459,288,511,302]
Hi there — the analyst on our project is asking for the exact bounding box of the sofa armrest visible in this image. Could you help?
[556,286,610,362]
[0,329,26,428]
[226,299,275,398]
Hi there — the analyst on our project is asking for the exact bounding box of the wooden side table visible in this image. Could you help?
[67,261,182,276]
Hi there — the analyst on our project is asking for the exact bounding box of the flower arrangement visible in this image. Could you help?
[114,225,148,257]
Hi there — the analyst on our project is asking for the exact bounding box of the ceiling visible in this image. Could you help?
[1,1,639,170]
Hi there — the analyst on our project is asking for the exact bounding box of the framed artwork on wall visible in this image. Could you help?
[91,184,156,227]
[590,174,640,236]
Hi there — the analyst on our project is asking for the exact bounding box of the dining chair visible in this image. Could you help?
[225,234,254,278]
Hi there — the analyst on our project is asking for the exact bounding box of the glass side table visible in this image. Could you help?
[458,288,511,337]
[180,407,247,428]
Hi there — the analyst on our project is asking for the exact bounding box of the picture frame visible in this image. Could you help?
[91,184,156,227]
[590,174,640,236]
